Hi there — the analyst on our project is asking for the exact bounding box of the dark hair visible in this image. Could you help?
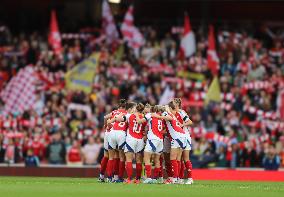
[168,101,176,110]
[126,102,136,110]
[118,99,127,109]
[174,98,182,108]
[136,103,145,113]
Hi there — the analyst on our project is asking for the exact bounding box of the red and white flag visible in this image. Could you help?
[159,86,175,105]
[121,5,144,49]
[48,10,62,55]
[102,0,119,45]
[180,13,196,58]
[207,25,219,75]
[1,66,37,116]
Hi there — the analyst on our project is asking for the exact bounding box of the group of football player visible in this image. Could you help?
[98,98,193,184]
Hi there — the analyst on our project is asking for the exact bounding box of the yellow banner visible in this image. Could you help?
[65,53,100,94]
[177,71,205,81]
[205,76,221,105]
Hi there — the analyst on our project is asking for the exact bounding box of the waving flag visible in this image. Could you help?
[205,76,221,105]
[207,25,219,75]
[1,66,37,115]
[121,5,144,50]
[159,86,175,105]
[65,53,100,94]
[102,0,119,45]
[180,13,196,58]
[48,10,62,55]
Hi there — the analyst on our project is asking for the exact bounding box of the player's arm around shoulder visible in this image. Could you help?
[152,112,173,121]
[135,112,147,124]
[114,113,127,122]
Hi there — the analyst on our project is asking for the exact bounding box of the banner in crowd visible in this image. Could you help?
[48,10,62,55]
[0,66,37,116]
[102,0,119,45]
[159,86,175,105]
[205,76,221,104]
[65,53,100,94]
[177,71,205,81]
[121,5,144,50]
[180,13,196,58]
[207,25,219,75]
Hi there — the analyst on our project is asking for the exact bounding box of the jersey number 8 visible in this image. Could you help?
[118,122,126,128]
[157,120,163,131]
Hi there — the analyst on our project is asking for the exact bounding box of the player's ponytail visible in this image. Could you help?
[174,98,182,108]
[158,105,166,113]
[118,99,127,109]
[145,103,151,109]
[168,101,176,110]
[136,103,145,113]
[126,102,136,110]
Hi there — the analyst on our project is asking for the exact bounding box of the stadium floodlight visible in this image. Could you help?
[108,0,121,4]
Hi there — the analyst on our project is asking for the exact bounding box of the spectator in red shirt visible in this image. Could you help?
[66,140,82,166]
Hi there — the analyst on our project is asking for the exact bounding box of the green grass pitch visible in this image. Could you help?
[0,177,283,197]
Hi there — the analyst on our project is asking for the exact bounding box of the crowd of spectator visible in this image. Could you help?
[0,24,283,170]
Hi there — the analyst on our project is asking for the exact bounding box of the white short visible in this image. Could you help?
[163,136,171,154]
[184,136,192,151]
[103,132,110,151]
[171,137,187,149]
[144,139,163,154]
[108,130,126,150]
[124,135,145,153]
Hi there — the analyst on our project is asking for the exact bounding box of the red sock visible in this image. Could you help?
[118,161,125,179]
[153,168,160,179]
[179,162,185,179]
[136,163,142,180]
[126,162,133,180]
[177,160,181,177]
[145,164,152,178]
[165,160,172,177]
[100,156,108,175]
[106,159,114,178]
[159,157,163,177]
[114,158,120,176]
[159,166,163,178]
[185,160,193,179]
[171,160,178,178]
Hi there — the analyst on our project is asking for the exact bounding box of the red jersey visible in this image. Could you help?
[68,147,81,162]
[145,113,165,140]
[175,110,191,136]
[175,112,184,125]
[125,113,146,139]
[162,111,185,139]
[111,109,128,131]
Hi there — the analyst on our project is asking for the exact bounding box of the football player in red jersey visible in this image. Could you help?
[101,99,127,182]
[136,105,166,184]
[173,98,194,184]
[113,103,147,184]
[152,101,187,184]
